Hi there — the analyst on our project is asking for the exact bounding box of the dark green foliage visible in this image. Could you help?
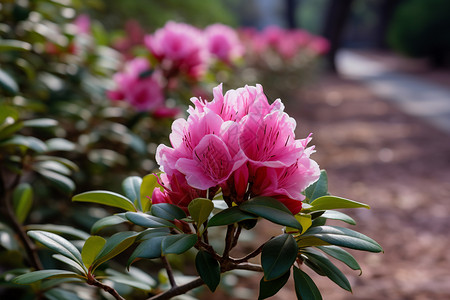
[388,0,450,66]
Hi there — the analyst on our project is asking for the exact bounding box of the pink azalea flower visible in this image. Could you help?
[154,83,320,213]
[156,110,245,190]
[262,26,284,48]
[107,58,165,111]
[239,109,301,168]
[249,138,320,214]
[151,171,206,210]
[308,36,330,55]
[73,14,91,35]
[204,23,244,63]
[190,84,282,122]
[144,21,209,79]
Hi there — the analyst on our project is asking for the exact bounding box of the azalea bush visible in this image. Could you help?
[237,26,330,99]
[11,84,382,299]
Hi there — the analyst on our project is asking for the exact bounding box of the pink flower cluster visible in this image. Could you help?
[144,21,244,79]
[153,84,320,214]
[204,23,244,64]
[108,21,245,113]
[106,58,165,112]
[145,21,209,80]
[240,26,330,60]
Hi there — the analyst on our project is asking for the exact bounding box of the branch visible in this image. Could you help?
[161,256,177,288]
[230,225,242,249]
[231,262,263,272]
[147,277,204,300]
[222,224,236,259]
[196,240,222,261]
[232,242,266,264]
[0,173,43,270]
[87,274,125,300]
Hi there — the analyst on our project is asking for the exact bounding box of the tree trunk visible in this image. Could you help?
[322,0,354,73]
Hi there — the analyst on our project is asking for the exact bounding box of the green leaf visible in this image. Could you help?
[45,288,84,300]
[258,270,290,299]
[52,254,87,275]
[296,236,331,248]
[35,155,79,172]
[0,69,19,95]
[93,231,138,270]
[23,119,58,128]
[40,277,85,290]
[188,198,214,226]
[208,206,257,227]
[137,228,171,241]
[320,211,356,225]
[45,138,76,152]
[162,234,198,255]
[304,170,328,203]
[316,246,361,273]
[195,250,221,292]
[0,106,19,124]
[0,40,32,51]
[122,176,143,211]
[26,224,90,240]
[308,196,370,212]
[13,183,33,223]
[36,169,75,194]
[261,234,298,280]
[140,173,160,212]
[91,214,128,234]
[301,226,383,253]
[127,236,165,268]
[73,191,136,212]
[28,231,83,267]
[293,267,322,300]
[33,161,72,176]
[1,135,48,153]
[13,270,84,285]
[240,197,302,230]
[0,223,20,251]
[0,121,23,140]
[287,214,312,235]
[302,250,352,291]
[125,212,174,228]
[108,275,152,291]
[107,268,156,289]
[82,236,106,269]
[151,203,187,221]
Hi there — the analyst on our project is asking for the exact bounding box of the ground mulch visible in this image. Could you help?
[287,74,450,300]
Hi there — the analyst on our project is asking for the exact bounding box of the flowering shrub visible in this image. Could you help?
[240,25,330,61]
[12,84,382,300]
[107,58,165,112]
[204,23,244,64]
[144,21,210,80]
[155,84,319,214]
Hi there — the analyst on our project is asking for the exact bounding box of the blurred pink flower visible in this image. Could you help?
[204,23,244,63]
[262,26,284,48]
[73,14,91,35]
[308,36,330,55]
[144,21,209,79]
[107,57,165,111]
[113,20,146,59]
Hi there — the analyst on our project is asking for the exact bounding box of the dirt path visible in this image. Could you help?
[285,74,450,300]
